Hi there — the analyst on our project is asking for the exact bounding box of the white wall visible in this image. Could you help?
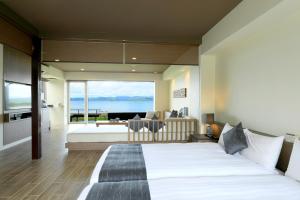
[64,72,170,112]
[201,0,300,136]
[42,64,64,80]
[0,44,3,148]
[46,79,65,129]
[200,55,215,116]
[202,0,283,53]
[164,66,200,119]
[43,65,66,129]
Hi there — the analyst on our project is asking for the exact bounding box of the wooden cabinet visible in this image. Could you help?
[3,117,31,145]
[3,45,31,84]
[2,45,32,145]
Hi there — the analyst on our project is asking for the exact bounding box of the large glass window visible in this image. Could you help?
[69,82,86,123]
[69,81,154,123]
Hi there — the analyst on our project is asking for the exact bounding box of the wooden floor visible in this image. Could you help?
[0,129,102,200]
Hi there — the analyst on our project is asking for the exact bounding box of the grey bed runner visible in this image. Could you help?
[86,181,151,200]
[98,144,147,182]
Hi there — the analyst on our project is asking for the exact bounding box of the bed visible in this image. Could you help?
[77,124,298,200]
[79,175,300,200]
[80,142,299,200]
[78,129,300,200]
[89,142,278,184]
[66,118,198,150]
[67,125,129,143]
[66,125,129,150]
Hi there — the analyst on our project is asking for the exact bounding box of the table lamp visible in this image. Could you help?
[205,113,214,138]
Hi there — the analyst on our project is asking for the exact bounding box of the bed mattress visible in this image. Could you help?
[66,125,171,143]
[67,125,129,142]
[79,175,300,200]
[90,142,278,184]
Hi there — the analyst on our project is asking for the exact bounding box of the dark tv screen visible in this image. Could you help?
[5,81,31,110]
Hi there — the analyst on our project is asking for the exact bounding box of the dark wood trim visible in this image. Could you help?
[31,36,42,159]
[42,60,199,66]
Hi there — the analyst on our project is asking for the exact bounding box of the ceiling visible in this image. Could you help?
[45,62,170,73]
[3,0,241,44]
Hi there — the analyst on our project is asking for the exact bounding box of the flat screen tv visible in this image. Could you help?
[5,81,31,111]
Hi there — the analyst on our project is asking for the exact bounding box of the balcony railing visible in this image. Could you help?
[69,109,146,123]
[127,118,198,143]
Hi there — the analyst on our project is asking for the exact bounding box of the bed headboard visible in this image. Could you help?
[215,122,294,172]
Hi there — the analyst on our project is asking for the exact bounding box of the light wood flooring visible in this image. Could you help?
[0,129,102,200]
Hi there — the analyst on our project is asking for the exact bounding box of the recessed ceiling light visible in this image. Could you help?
[80,68,85,71]
[131,69,136,72]
[132,57,137,60]
[153,72,158,74]
[54,59,60,62]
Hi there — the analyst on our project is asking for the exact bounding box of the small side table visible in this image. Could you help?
[189,134,219,143]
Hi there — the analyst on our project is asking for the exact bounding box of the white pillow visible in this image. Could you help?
[285,138,300,181]
[240,129,284,170]
[145,111,159,119]
[218,123,233,147]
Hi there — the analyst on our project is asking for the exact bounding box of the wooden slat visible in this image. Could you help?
[171,121,174,142]
[166,121,169,142]
[180,120,183,141]
[143,121,145,142]
[185,120,188,140]
[161,122,164,142]
[127,122,130,143]
[127,119,198,143]
[148,121,150,142]
[175,121,178,141]
[138,125,140,142]
[152,121,155,142]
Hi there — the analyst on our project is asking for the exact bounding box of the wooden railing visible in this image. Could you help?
[128,118,198,143]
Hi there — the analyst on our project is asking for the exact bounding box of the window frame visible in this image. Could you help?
[67,80,155,124]
[68,81,88,124]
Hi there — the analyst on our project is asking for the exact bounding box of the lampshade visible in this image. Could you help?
[206,113,214,125]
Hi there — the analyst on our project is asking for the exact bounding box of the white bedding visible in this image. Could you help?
[90,143,278,184]
[79,175,300,200]
[67,124,186,143]
[67,125,129,142]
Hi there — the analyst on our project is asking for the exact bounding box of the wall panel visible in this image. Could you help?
[0,17,32,55]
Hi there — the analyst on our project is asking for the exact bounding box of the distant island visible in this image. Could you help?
[71,96,154,101]
[70,96,154,113]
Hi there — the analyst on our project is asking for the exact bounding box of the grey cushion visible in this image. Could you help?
[126,114,143,132]
[169,110,178,118]
[223,122,248,155]
[145,114,163,133]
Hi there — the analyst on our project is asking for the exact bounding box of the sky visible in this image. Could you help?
[7,82,31,99]
[70,81,155,98]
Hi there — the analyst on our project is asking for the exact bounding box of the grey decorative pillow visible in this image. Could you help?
[223,122,248,155]
[146,114,163,133]
[169,110,178,118]
[126,114,143,132]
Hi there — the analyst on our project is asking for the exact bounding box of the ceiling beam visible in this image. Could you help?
[0,2,39,37]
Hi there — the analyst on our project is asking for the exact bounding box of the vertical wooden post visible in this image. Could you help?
[31,36,42,160]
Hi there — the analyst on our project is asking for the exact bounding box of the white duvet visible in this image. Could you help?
[90,143,277,184]
[79,175,300,200]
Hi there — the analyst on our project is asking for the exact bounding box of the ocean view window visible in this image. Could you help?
[69,82,86,123]
[69,81,154,123]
